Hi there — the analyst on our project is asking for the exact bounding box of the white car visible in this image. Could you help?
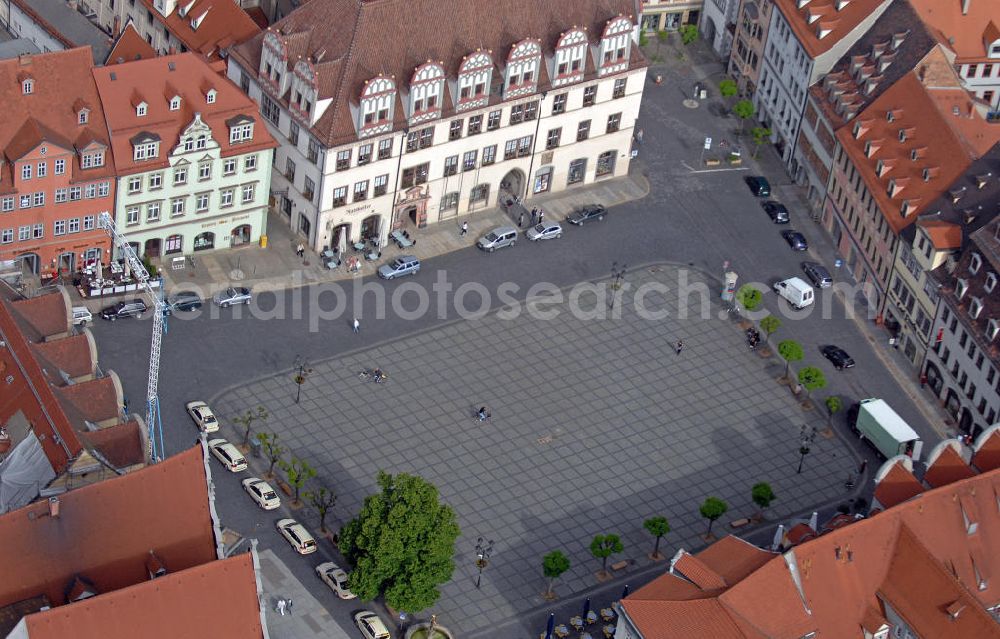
[276,518,317,555]
[71,306,92,326]
[207,438,247,473]
[316,562,357,599]
[185,400,219,433]
[354,611,391,639]
[242,477,280,510]
[526,222,563,241]
[213,286,252,307]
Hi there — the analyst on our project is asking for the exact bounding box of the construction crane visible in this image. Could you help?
[98,212,165,462]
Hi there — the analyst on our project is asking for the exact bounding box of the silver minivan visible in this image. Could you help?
[477,226,518,252]
[801,262,832,288]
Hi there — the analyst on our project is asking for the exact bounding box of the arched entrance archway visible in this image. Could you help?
[144,239,161,259]
[194,232,215,251]
[331,223,351,254]
[923,361,944,395]
[702,17,717,49]
[17,253,39,275]
[360,215,382,243]
[392,186,430,231]
[500,169,525,204]
[231,225,251,247]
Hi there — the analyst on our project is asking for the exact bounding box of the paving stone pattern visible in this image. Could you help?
[214,264,853,636]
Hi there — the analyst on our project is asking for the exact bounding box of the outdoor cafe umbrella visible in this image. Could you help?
[544,612,555,639]
[583,597,591,621]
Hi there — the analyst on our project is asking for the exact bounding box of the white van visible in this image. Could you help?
[772,277,814,309]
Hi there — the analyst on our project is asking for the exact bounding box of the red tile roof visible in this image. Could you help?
[0,444,218,610]
[155,0,260,57]
[835,66,1000,235]
[672,552,728,590]
[972,427,1000,472]
[79,420,145,468]
[230,0,645,147]
[922,442,977,488]
[30,333,96,382]
[18,552,264,639]
[873,460,925,508]
[622,465,1000,638]
[0,48,115,181]
[919,219,964,250]
[105,22,157,65]
[53,375,121,425]
[8,291,71,340]
[771,0,892,58]
[908,0,1000,61]
[92,53,277,176]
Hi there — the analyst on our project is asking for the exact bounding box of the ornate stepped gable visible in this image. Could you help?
[231,0,644,148]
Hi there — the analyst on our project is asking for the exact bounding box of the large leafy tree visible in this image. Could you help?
[339,472,460,612]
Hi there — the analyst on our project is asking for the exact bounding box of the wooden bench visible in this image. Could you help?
[729,518,752,529]
[610,560,630,571]
[704,158,721,166]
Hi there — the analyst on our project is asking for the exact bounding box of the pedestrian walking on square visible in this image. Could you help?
[518,211,524,227]
[538,210,544,224]
[675,340,684,355]
[531,208,538,225]
[287,599,294,614]
[461,221,468,236]
[352,318,360,333]
[857,459,868,475]
[636,128,644,144]
[296,243,304,258]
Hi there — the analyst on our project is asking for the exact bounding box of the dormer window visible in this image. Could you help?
[505,39,541,98]
[227,115,255,144]
[898,128,907,142]
[22,79,33,94]
[598,16,632,77]
[985,273,997,293]
[131,132,161,161]
[78,109,89,124]
[553,29,587,86]
[206,89,216,104]
[136,101,147,117]
[988,318,999,341]
[956,278,969,299]
[81,151,104,169]
[969,297,983,319]
[169,96,181,111]
[852,121,861,138]
[970,253,982,274]
[456,50,493,110]
[409,62,445,120]
[358,75,396,136]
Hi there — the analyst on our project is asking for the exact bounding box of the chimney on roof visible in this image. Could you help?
[891,31,909,50]
[951,186,967,203]
[18,53,31,66]
[961,0,971,16]
[946,600,966,619]
[48,497,60,518]
[976,173,992,189]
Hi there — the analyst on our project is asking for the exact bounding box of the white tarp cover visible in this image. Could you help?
[0,431,56,513]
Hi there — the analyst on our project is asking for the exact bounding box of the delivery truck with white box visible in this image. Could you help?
[848,398,923,461]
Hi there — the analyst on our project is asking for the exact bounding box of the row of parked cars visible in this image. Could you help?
[376,204,609,279]
[184,399,392,637]
[744,176,856,372]
[76,287,253,323]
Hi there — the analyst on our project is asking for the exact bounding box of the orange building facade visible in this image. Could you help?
[0,48,114,280]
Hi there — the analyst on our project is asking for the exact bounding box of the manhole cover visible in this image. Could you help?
[683,99,699,109]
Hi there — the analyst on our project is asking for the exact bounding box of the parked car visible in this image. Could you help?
[72,306,92,326]
[744,175,771,197]
[565,204,607,225]
[822,345,856,370]
[316,562,357,599]
[802,261,833,288]
[165,291,203,314]
[276,518,318,555]
[242,477,280,510]
[354,611,391,639]
[781,230,809,251]
[761,200,790,224]
[377,255,421,279]
[213,286,252,307]
[477,226,518,252]
[185,400,219,433]
[100,299,147,321]
[526,222,563,241]
[207,438,247,472]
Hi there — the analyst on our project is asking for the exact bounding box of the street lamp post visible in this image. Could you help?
[293,355,313,404]
[797,424,816,474]
[475,537,494,589]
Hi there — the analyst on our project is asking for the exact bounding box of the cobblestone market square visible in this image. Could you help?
[213,264,855,636]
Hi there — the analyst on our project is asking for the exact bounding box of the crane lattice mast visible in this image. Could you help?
[98,212,165,462]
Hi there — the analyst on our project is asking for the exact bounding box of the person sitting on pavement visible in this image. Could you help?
[478,406,489,422]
